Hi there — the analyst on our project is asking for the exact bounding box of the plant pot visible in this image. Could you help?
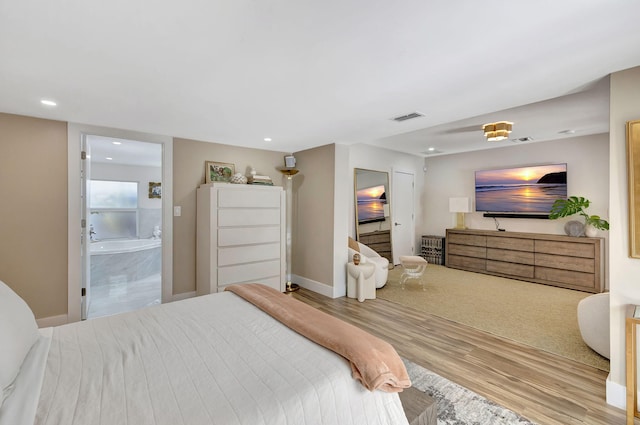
[584,224,598,238]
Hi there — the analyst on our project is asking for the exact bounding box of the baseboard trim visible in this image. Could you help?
[606,373,626,409]
[292,274,335,298]
[36,314,69,328]
[171,291,197,302]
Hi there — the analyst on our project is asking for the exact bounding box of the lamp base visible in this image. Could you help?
[285,282,300,292]
[454,212,467,229]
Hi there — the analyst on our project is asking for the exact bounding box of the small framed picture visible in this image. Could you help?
[148,182,161,199]
[284,155,296,168]
[205,161,235,183]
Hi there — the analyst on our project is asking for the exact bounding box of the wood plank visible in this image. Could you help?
[291,289,628,425]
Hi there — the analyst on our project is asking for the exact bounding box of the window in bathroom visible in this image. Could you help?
[89,180,138,240]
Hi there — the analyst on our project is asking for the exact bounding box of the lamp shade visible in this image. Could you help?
[449,197,470,213]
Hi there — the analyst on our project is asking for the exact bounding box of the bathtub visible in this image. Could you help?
[90,238,162,255]
[90,238,161,286]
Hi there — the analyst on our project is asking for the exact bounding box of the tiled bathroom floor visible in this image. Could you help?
[87,273,161,319]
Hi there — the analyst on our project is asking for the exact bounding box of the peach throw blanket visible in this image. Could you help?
[225,283,411,392]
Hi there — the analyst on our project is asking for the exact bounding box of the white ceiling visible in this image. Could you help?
[1,1,639,157]
[87,135,162,167]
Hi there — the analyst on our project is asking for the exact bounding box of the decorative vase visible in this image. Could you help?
[230,173,248,184]
[564,220,585,237]
[353,253,361,265]
[584,224,598,238]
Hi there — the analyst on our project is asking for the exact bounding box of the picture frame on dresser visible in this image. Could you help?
[205,161,235,183]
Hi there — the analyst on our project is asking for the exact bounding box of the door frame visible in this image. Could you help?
[67,123,173,323]
[391,168,415,265]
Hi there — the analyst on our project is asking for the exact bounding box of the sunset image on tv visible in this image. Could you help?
[475,164,567,213]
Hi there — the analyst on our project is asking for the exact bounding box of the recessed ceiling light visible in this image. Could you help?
[427,147,435,151]
[40,99,57,106]
[106,157,113,161]
[559,129,576,135]
[112,141,122,145]
[264,137,272,142]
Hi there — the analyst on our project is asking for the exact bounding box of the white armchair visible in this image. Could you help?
[348,238,389,288]
[577,292,610,359]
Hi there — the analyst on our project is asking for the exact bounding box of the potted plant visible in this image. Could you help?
[549,196,609,236]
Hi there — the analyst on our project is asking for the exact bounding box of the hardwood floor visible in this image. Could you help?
[292,289,631,425]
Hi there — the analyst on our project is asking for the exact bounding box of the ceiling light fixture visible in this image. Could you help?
[112,141,122,145]
[40,99,57,106]
[264,137,272,142]
[106,157,113,160]
[482,121,513,142]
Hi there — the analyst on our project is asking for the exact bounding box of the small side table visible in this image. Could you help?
[346,262,376,302]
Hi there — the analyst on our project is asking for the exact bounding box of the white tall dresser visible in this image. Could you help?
[196,183,286,294]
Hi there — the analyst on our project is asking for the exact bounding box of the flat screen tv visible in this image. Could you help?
[356,184,387,224]
[475,163,567,215]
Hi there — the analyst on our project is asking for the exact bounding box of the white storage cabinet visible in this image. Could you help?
[196,183,286,294]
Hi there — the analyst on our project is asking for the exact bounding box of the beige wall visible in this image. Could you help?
[608,66,640,401]
[292,144,336,287]
[0,113,68,319]
[172,137,288,295]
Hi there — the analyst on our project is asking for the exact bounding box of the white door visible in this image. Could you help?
[392,170,415,265]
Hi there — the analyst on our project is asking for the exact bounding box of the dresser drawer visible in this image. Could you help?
[218,189,281,208]
[535,240,594,258]
[447,254,486,271]
[447,233,486,247]
[534,253,595,273]
[487,236,534,252]
[218,242,281,266]
[218,259,282,285]
[218,209,281,227]
[218,226,280,246]
[487,248,534,265]
[448,244,485,259]
[486,260,534,279]
[535,267,595,289]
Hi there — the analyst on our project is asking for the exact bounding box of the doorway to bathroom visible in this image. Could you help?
[82,135,163,319]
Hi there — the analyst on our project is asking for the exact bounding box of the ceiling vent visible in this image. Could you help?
[391,111,425,122]
[511,137,533,142]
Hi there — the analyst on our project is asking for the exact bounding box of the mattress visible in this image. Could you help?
[10,292,409,425]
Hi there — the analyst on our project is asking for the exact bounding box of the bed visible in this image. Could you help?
[0,280,412,425]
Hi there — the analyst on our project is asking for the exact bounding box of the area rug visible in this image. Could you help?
[404,358,536,425]
[378,265,609,371]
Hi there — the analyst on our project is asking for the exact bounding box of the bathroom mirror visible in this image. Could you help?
[628,119,640,258]
[354,168,393,263]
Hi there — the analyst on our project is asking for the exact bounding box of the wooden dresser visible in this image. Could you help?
[445,228,604,293]
[358,230,392,263]
[196,183,286,294]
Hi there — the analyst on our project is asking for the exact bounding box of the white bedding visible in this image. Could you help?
[10,292,409,425]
